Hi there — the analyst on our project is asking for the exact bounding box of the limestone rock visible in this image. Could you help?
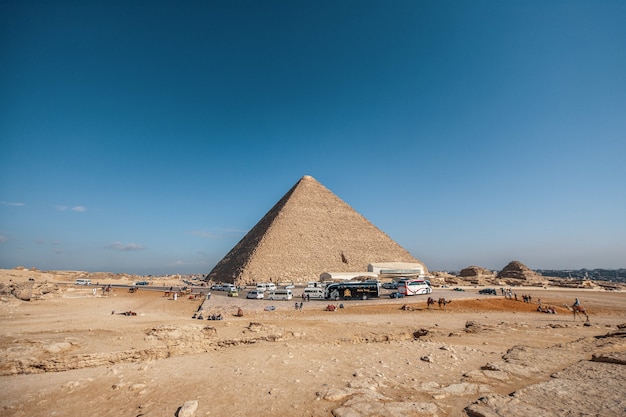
[177,400,198,417]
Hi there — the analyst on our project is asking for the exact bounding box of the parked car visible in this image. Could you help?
[134,281,149,286]
[211,284,223,291]
[227,289,239,297]
[382,282,398,290]
[453,287,465,292]
[389,291,405,298]
[479,288,497,295]
[246,290,264,299]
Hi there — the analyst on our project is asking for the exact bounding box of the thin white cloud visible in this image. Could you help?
[105,241,146,251]
[0,235,7,243]
[0,201,25,207]
[188,230,218,239]
[55,205,86,212]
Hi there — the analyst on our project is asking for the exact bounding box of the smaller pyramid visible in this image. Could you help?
[207,175,426,285]
[497,260,537,280]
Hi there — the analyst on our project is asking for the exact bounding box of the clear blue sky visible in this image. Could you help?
[1,1,624,275]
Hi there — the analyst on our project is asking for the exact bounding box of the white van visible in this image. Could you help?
[256,283,276,292]
[303,287,325,299]
[246,290,264,299]
[75,279,91,286]
[223,284,236,292]
[267,289,292,300]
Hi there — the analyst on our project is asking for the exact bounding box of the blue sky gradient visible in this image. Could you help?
[1,1,625,275]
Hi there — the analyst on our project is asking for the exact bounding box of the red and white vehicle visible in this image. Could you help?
[397,279,432,296]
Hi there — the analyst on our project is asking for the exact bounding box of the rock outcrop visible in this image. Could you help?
[0,280,60,301]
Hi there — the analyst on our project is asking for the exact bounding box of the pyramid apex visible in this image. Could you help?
[301,175,315,180]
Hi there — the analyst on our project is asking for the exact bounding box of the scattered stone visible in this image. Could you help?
[592,352,626,366]
[481,363,501,371]
[177,400,198,417]
[413,329,429,339]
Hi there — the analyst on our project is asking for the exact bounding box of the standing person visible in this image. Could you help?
[299,302,303,310]
[294,302,299,310]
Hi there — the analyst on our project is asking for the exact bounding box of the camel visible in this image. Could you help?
[438,298,451,310]
[563,304,589,321]
[427,297,435,309]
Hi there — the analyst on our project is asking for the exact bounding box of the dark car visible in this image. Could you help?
[382,282,398,290]
[134,281,149,286]
[453,287,465,292]
[479,288,497,295]
[389,291,405,298]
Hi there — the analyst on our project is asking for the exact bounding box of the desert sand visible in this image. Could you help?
[1,269,625,417]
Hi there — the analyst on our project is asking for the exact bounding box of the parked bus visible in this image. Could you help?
[397,279,432,296]
[266,289,293,300]
[325,281,381,300]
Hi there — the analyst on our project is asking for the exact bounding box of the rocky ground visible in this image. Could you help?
[1,269,625,417]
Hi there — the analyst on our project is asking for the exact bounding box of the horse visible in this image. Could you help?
[438,298,451,310]
[427,297,435,309]
[563,304,589,321]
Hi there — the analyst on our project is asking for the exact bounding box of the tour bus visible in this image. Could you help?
[325,280,381,300]
[266,289,293,300]
[397,278,432,296]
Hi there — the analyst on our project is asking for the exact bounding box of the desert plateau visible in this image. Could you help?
[1,268,625,417]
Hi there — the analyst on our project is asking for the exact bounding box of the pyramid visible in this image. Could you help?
[206,175,426,285]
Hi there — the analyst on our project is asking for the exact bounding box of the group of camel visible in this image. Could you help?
[427,297,451,310]
[418,296,589,322]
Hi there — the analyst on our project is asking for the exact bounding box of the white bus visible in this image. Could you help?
[267,289,293,300]
[397,279,432,296]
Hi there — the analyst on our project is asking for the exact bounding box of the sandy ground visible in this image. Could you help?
[1,269,625,417]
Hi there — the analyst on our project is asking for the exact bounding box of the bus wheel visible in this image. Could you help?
[362,295,367,300]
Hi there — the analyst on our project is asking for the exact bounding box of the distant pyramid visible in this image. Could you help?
[207,175,426,285]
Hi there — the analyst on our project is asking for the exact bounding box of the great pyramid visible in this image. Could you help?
[207,175,426,285]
